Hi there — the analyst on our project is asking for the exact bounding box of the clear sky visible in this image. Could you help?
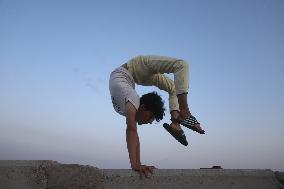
[1,0,283,171]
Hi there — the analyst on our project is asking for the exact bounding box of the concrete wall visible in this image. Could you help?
[0,161,283,189]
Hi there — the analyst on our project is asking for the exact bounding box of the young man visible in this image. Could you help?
[109,55,205,176]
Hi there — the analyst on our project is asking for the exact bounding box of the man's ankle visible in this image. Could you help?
[170,122,182,130]
[179,109,191,119]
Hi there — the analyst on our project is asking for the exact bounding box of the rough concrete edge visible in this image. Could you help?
[0,160,59,189]
[0,160,59,167]
[275,171,284,186]
[1,161,283,189]
[101,169,284,186]
[100,169,284,189]
[44,162,104,189]
[101,169,277,177]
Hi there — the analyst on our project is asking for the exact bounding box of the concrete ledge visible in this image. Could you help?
[0,160,104,189]
[0,160,57,189]
[102,169,283,189]
[275,171,284,185]
[0,161,283,189]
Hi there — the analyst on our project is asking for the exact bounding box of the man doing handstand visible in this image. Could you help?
[109,55,205,176]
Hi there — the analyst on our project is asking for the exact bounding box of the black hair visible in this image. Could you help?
[140,91,165,122]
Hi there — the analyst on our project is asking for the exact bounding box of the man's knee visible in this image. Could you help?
[175,60,189,71]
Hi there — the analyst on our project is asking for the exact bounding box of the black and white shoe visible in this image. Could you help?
[171,115,205,134]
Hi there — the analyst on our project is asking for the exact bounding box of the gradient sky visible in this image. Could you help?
[0,0,283,171]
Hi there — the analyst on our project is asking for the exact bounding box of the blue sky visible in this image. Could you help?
[0,0,284,171]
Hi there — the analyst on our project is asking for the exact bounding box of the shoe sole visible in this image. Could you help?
[163,123,188,146]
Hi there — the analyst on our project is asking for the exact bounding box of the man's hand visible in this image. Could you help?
[132,164,156,177]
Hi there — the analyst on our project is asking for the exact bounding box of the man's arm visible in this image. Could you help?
[125,101,156,176]
[125,101,139,169]
[136,134,141,165]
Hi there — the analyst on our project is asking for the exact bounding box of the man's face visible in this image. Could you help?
[136,104,155,125]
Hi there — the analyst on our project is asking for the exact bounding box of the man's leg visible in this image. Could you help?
[170,110,182,130]
[177,93,191,119]
[173,62,205,134]
[171,60,191,119]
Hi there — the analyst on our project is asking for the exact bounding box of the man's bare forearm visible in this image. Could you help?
[126,128,139,168]
[136,134,141,165]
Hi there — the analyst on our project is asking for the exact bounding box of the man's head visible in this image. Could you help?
[136,92,165,125]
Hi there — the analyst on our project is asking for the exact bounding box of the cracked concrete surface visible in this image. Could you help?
[0,161,283,189]
[0,161,104,189]
[0,161,53,189]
